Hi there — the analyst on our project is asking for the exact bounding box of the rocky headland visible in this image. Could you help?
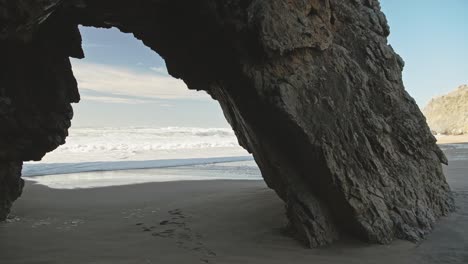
[424,84,468,135]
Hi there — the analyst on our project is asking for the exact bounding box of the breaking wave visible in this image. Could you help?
[24,126,251,177]
[33,126,248,163]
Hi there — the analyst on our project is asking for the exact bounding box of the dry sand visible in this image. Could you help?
[1,165,467,263]
[436,134,468,144]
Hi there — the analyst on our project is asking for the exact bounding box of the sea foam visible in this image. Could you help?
[23,126,252,180]
[35,126,247,163]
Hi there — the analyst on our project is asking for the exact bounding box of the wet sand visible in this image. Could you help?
[1,166,467,263]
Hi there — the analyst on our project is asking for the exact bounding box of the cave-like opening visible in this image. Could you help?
[22,26,257,189]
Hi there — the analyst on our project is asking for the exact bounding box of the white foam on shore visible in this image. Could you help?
[23,156,254,177]
[24,126,252,175]
[35,126,248,164]
[23,126,259,189]
[26,160,262,189]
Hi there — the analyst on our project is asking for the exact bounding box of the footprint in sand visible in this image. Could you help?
[57,219,85,231]
[123,207,160,220]
[148,209,217,263]
[31,218,54,228]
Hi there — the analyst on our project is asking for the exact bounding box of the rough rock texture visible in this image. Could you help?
[0,0,454,246]
[423,84,468,135]
[0,161,23,220]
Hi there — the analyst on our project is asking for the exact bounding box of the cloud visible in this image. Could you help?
[150,66,168,75]
[71,60,210,100]
[81,95,149,104]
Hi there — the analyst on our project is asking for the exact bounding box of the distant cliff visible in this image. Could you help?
[423,85,468,135]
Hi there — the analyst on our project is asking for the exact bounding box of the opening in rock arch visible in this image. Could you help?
[0,1,458,257]
[23,26,258,188]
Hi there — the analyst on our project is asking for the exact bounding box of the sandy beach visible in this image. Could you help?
[1,157,467,264]
[436,135,468,144]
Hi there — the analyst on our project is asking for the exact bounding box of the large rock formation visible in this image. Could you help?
[423,84,468,135]
[0,0,454,247]
[0,162,23,220]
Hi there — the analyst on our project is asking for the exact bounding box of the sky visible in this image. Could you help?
[380,0,468,105]
[71,28,228,128]
[71,0,468,127]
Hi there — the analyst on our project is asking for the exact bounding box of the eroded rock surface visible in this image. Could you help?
[0,0,454,246]
[0,161,23,220]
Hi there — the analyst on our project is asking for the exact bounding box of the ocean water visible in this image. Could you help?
[34,126,249,163]
[438,143,468,161]
[23,126,261,189]
[26,160,262,189]
[24,126,465,190]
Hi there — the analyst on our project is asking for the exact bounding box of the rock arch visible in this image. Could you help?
[0,0,454,247]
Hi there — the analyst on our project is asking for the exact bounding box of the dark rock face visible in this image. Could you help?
[0,0,454,246]
[0,161,23,220]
